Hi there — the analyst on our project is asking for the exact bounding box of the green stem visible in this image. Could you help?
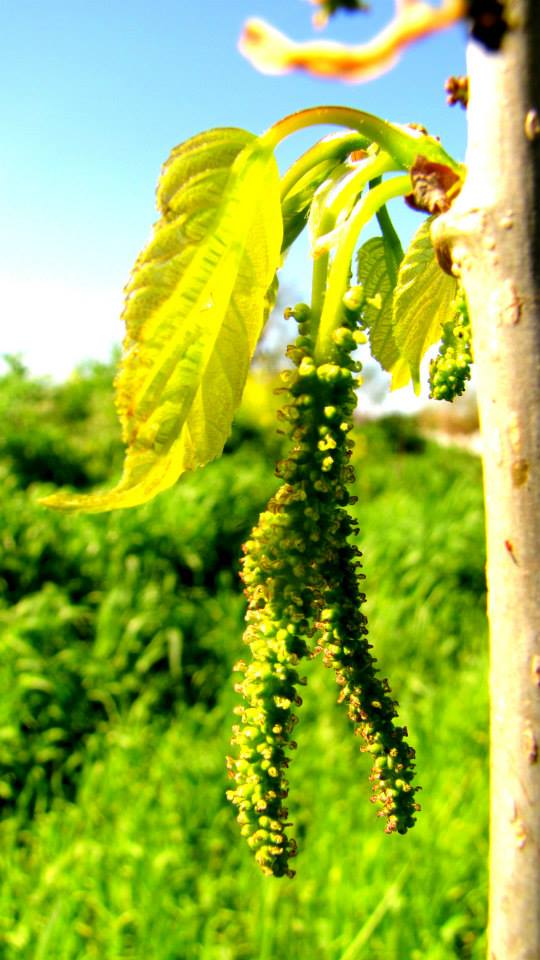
[315,174,411,358]
[371,177,404,281]
[374,191,404,268]
[306,154,395,338]
[308,176,340,337]
[310,249,330,338]
[312,153,397,256]
[280,131,370,201]
[263,106,464,177]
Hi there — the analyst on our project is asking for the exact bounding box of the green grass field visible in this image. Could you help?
[0,362,487,958]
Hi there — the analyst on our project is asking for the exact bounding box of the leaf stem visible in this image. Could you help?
[280,131,370,201]
[306,153,395,338]
[311,153,396,256]
[315,173,411,358]
[263,105,464,176]
[310,249,330,335]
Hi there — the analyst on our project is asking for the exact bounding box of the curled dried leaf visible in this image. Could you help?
[405,155,461,214]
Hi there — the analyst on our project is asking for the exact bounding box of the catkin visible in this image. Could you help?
[227,303,419,877]
[430,289,473,402]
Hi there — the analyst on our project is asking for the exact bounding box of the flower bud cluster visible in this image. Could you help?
[227,302,419,876]
[429,289,473,402]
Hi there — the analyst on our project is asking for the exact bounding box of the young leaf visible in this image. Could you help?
[280,131,370,254]
[356,236,403,375]
[42,129,283,512]
[282,156,351,255]
[392,218,457,391]
[307,163,349,253]
[375,198,403,276]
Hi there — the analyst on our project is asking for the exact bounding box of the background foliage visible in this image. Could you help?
[0,357,487,958]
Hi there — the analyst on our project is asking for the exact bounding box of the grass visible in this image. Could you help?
[0,659,487,959]
[0,425,488,959]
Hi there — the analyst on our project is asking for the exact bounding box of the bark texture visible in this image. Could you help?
[432,3,540,957]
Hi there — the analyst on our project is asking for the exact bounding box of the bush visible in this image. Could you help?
[0,444,278,810]
[0,361,486,849]
[0,356,123,490]
[0,646,488,959]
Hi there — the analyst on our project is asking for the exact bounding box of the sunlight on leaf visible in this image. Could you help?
[392,218,457,392]
[356,236,409,382]
[390,355,412,391]
[280,131,368,254]
[42,130,283,512]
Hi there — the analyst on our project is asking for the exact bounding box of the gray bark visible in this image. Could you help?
[432,3,540,956]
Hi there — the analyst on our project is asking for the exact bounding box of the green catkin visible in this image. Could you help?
[227,302,419,877]
[318,531,419,833]
[308,315,420,835]
[226,489,311,878]
[429,289,473,401]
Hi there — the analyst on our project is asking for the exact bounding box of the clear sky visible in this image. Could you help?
[1,0,468,401]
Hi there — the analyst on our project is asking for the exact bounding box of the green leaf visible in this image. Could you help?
[42,129,283,512]
[375,200,403,276]
[280,131,372,256]
[281,156,347,255]
[356,236,403,374]
[307,167,345,252]
[392,218,457,391]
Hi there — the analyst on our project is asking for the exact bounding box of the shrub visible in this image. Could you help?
[0,444,277,810]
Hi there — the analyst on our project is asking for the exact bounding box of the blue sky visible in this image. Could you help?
[1,0,467,395]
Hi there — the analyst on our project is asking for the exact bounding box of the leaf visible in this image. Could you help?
[42,129,283,512]
[307,165,347,253]
[404,155,461,214]
[281,132,369,254]
[392,218,457,391]
[389,355,412,391]
[375,200,403,276]
[356,236,405,376]
[281,156,349,255]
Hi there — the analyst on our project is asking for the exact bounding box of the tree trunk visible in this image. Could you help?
[432,4,540,957]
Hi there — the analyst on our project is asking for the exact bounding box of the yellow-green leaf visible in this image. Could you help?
[42,129,283,512]
[282,156,348,255]
[389,356,412,391]
[280,131,370,255]
[392,218,457,392]
[356,236,405,377]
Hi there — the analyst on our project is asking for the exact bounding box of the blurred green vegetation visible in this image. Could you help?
[0,357,487,958]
